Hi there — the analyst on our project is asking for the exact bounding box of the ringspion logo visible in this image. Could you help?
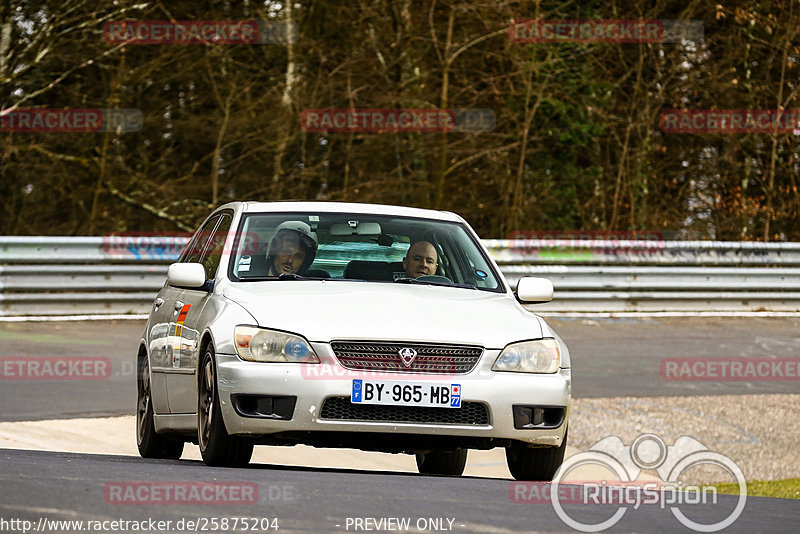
[549,434,746,532]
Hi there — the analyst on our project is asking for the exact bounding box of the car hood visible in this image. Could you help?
[222,281,543,348]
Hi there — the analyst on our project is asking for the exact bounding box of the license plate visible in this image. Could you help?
[351,380,461,408]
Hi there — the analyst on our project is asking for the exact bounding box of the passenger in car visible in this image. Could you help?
[265,221,318,275]
[403,241,439,278]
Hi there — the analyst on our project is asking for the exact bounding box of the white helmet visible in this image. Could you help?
[265,220,318,273]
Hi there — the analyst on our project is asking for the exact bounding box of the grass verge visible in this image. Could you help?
[712,478,800,499]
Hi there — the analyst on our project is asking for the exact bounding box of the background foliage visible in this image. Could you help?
[1,0,798,239]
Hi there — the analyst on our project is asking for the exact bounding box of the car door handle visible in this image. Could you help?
[153,297,164,310]
[174,301,184,311]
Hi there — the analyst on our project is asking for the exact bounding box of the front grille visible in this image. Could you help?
[319,397,490,425]
[331,341,483,374]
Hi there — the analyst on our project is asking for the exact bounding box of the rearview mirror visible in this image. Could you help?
[167,263,207,289]
[330,222,382,236]
[516,277,554,303]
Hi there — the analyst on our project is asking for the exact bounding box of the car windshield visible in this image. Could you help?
[228,212,503,292]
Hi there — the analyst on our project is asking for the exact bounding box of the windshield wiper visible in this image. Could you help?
[393,277,477,289]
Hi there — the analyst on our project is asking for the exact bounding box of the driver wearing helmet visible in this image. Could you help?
[265,221,318,276]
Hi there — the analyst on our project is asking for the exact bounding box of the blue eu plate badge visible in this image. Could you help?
[351,379,363,402]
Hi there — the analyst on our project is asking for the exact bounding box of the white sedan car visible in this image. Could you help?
[137,201,571,479]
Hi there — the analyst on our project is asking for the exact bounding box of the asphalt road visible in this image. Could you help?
[0,320,141,422]
[550,315,800,397]
[1,317,799,421]
[2,448,796,534]
[1,318,798,533]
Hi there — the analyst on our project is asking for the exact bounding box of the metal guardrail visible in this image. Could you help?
[0,236,188,263]
[485,239,800,266]
[5,236,800,265]
[503,265,800,312]
[2,237,800,315]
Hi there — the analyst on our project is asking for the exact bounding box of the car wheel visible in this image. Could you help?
[198,346,254,467]
[505,428,568,481]
[137,355,184,459]
[415,448,468,476]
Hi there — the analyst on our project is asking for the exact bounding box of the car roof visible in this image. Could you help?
[232,201,463,222]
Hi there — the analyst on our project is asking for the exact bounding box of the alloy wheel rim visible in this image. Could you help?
[199,356,214,449]
[136,361,150,442]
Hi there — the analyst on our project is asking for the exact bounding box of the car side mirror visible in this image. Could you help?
[167,263,207,289]
[515,277,554,303]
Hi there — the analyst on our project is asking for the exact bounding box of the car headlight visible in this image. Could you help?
[492,339,561,373]
[234,326,320,363]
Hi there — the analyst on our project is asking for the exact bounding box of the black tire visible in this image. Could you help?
[506,428,568,481]
[198,346,254,467]
[416,448,468,476]
[137,355,184,459]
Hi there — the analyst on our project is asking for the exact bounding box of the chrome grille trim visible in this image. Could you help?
[330,341,483,374]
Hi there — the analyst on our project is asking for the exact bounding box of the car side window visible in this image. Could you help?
[181,215,220,264]
[200,213,232,279]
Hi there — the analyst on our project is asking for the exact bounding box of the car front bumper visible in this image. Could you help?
[215,344,571,447]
